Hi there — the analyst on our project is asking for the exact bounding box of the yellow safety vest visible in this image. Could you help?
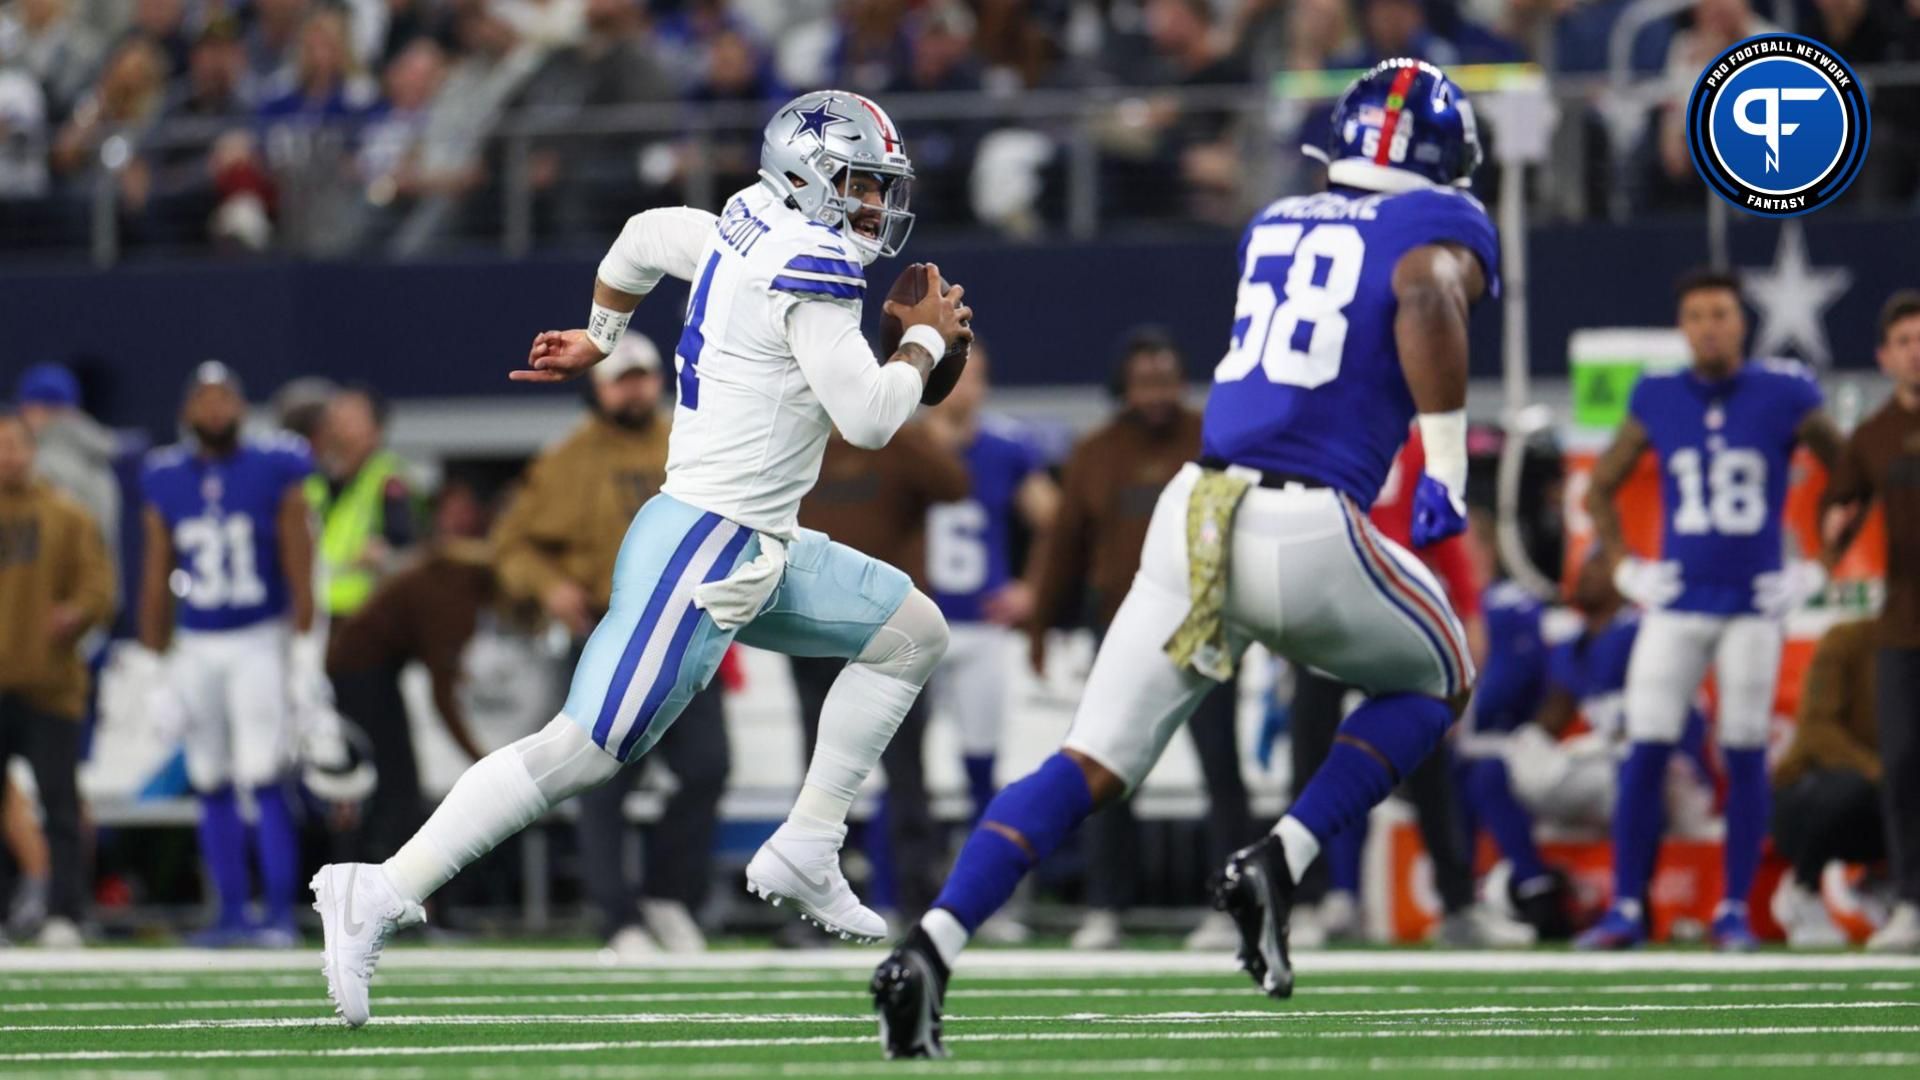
[305,450,402,617]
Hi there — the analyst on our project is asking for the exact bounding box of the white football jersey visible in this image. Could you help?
[657,184,875,539]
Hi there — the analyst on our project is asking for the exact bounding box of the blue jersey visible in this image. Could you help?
[927,419,1041,623]
[1201,186,1500,507]
[1630,360,1822,615]
[1546,611,1640,740]
[142,436,313,632]
[1472,581,1548,733]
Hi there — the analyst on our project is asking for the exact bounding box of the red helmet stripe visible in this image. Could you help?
[1373,65,1420,166]
[855,96,900,153]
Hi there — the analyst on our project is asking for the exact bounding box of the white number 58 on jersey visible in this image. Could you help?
[1215,223,1365,389]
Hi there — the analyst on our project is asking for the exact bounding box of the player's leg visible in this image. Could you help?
[174,637,251,943]
[734,531,947,941]
[228,623,298,943]
[942,623,1010,821]
[640,681,729,950]
[1187,680,1253,949]
[1577,610,1717,949]
[1463,754,1569,939]
[875,469,1220,1056]
[1709,615,1784,950]
[314,498,753,1026]
[1218,497,1472,996]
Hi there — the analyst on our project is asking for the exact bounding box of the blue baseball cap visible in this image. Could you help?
[16,363,80,408]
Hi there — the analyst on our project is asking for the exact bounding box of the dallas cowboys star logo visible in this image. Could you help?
[790,98,849,143]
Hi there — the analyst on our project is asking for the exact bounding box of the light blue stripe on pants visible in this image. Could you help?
[563,493,914,762]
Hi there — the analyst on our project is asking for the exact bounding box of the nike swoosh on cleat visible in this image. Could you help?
[765,846,832,893]
[342,866,365,936]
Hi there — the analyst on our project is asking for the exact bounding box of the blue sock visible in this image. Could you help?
[251,785,299,928]
[863,792,899,913]
[1465,758,1549,887]
[933,752,1093,932]
[1612,741,1672,914]
[962,754,997,826]
[1288,693,1454,844]
[1721,748,1769,908]
[197,787,250,928]
[1327,819,1365,895]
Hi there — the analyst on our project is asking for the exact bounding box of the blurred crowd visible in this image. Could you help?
[2,283,1920,952]
[1,0,1917,256]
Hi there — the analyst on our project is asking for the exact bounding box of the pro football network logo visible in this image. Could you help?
[1685,33,1870,217]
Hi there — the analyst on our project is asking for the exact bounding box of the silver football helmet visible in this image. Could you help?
[758,90,914,265]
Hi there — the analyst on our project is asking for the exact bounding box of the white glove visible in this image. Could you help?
[1754,559,1827,618]
[693,535,786,630]
[289,631,333,715]
[1612,557,1683,610]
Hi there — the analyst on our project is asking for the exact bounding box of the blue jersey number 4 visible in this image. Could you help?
[1215,223,1365,389]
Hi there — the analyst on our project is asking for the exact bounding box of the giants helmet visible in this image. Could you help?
[1307,59,1483,193]
[759,90,915,265]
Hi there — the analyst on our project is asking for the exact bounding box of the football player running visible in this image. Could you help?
[1576,269,1843,951]
[873,59,1498,1057]
[311,90,971,1027]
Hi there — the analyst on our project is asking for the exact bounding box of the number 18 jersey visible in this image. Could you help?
[1629,361,1822,615]
[1201,186,1500,508]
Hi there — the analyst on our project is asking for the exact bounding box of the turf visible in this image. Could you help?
[2,948,1918,1078]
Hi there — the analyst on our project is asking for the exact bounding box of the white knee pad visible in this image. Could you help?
[514,715,625,803]
[855,589,949,687]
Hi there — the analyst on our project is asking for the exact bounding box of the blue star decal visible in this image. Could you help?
[791,99,850,143]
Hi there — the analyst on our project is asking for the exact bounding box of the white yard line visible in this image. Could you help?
[5,1026,1920,1063]
[4,947,1919,975]
[8,982,1913,1013]
[4,1000,1914,1033]
[25,1055,1920,1080]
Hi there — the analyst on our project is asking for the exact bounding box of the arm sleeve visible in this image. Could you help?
[897,425,972,503]
[1404,190,1502,298]
[490,459,570,603]
[1029,446,1094,631]
[66,503,117,630]
[785,299,924,450]
[1824,432,1875,507]
[596,207,718,295]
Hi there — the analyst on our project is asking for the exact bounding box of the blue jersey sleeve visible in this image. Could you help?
[1764,359,1824,425]
[1391,188,1502,298]
[273,441,315,490]
[1627,374,1658,429]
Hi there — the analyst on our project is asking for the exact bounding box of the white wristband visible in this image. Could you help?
[586,303,632,356]
[898,324,947,363]
[1416,408,1469,495]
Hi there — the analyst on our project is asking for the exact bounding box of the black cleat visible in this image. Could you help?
[871,926,951,1059]
[1211,834,1296,999]
[1510,868,1575,942]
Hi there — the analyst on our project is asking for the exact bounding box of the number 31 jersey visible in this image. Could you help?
[142,436,313,632]
[1201,186,1500,508]
[1629,361,1821,615]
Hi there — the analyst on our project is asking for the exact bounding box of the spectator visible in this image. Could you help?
[388,3,543,255]
[0,408,114,948]
[1770,619,1885,947]
[50,36,167,183]
[1100,0,1250,223]
[684,26,788,197]
[1813,0,1920,206]
[1648,0,1776,208]
[258,9,379,122]
[377,0,455,68]
[0,66,49,205]
[244,0,313,94]
[489,0,584,50]
[356,37,445,208]
[884,1,985,225]
[1330,0,1462,68]
[306,385,416,620]
[490,335,728,957]
[1824,290,1920,953]
[14,363,119,594]
[1026,330,1251,951]
[791,413,971,929]
[165,16,252,122]
[513,0,676,235]
[123,0,192,78]
[831,0,913,95]
[0,0,108,121]
[325,478,496,871]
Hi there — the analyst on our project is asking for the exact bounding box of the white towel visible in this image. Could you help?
[693,535,787,630]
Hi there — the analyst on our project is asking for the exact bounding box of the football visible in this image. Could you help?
[878,261,971,406]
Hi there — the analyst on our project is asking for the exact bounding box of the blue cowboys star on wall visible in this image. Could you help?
[791,99,850,142]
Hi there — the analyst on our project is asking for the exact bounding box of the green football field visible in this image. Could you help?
[3,948,1918,1078]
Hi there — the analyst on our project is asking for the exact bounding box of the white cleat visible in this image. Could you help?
[1868,902,1920,954]
[311,863,424,1028]
[745,821,886,944]
[1772,876,1848,948]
